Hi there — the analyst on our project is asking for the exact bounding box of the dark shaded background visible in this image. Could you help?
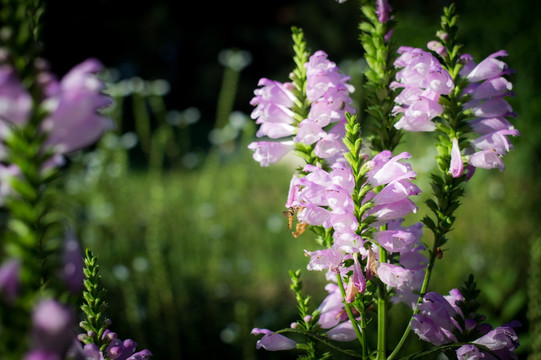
[41,0,540,153]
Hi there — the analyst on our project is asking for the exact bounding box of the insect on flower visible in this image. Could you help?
[283,206,303,230]
[283,206,307,237]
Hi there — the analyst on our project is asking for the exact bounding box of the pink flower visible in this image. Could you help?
[473,322,520,355]
[373,229,419,253]
[305,248,344,272]
[377,263,420,293]
[411,291,462,346]
[465,50,509,83]
[251,328,297,351]
[375,0,392,23]
[42,58,113,154]
[450,138,464,177]
[75,330,152,360]
[365,151,415,186]
[392,46,453,132]
[26,299,75,359]
[294,119,326,144]
[460,51,520,173]
[0,66,32,125]
[326,321,358,342]
[456,344,484,360]
[317,283,348,329]
[247,141,293,166]
[251,78,296,108]
[249,52,354,167]
[0,258,20,303]
[345,254,366,302]
[250,79,296,139]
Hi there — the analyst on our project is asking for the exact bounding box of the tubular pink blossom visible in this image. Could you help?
[317,283,348,329]
[0,66,32,125]
[465,50,509,82]
[470,77,513,99]
[247,141,293,167]
[0,258,20,303]
[251,78,296,107]
[42,58,113,154]
[373,229,418,253]
[366,151,414,186]
[371,179,421,205]
[468,149,505,171]
[469,117,514,134]
[251,328,297,351]
[470,128,519,154]
[326,321,358,342]
[345,254,366,302]
[375,0,392,23]
[294,120,326,144]
[450,138,464,178]
[377,263,419,292]
[305,248,343,272]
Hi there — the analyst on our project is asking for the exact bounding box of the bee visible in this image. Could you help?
[282,206,306,237]
[283,207,297,230]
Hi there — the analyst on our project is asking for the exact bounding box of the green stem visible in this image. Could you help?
[336,273,367,359]
[388,234,439,360]
[377,248,388,360]
[276,328,363,358]
[215,66,239,130]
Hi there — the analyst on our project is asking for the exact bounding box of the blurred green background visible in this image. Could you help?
[38,0,540,358]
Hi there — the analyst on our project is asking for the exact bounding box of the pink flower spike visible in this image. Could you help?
[450,138,464,178]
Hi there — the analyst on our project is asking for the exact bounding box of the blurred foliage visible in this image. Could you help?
[37,0,541,358]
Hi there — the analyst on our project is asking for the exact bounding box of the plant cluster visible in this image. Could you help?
[248,1,521,359]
